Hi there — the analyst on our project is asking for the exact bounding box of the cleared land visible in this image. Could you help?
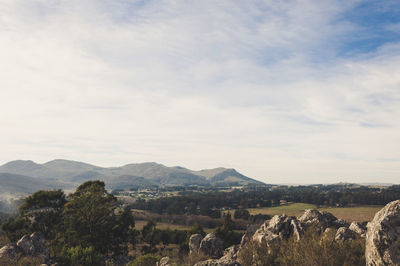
[246,203,383,222]
[134,220,214,233]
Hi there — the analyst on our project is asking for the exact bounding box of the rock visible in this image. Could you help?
[335,227,355,241]
[194,258,241,266]
[221,245,239,262]
[349,221,366,237]
[366,200,400,266]
[189,234,203,255]
[16,232,49,262]
[298,209,338,230]
[199,233,224,259]
[157,256,171,266]
[0,243,20,260]
[252,214,302,246]
[333,219,350,229]
[239,224,258,248]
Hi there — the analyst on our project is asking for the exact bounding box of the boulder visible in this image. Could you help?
[157,256,171,266]
[16,232,49,262]
[199,233,224,259]
[189,234,203,255]
[252,214,302,246]
[0,232,49,263]
[366,200,400,266]
[239,224,258,248]
[335,227,355,241]
[0,243,20,260]
[194,258,241,266]
[349,221,366,237]
[298,209,338,230]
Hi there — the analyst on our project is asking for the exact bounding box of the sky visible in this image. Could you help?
[0,0,399,184]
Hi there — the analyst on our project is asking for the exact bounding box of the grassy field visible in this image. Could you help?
[245,203,383,222]
[319,206,382,222]
[246,203,317,217]
[134,220,214,233]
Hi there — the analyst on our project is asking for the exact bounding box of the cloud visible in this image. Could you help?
[0,0,399,184]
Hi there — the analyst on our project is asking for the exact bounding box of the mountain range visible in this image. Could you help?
[0,159,264,195]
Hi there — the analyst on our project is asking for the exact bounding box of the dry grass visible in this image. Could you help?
[318,206,383,222]
[134,220,214,233]
[247,203,317,217]
[245,203,383,222]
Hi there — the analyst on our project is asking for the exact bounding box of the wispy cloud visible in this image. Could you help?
[0,0,399,183]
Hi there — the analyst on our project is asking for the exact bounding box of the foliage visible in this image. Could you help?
[1,216,30,242]
[238,227,365,266]
[60,245,103,266]
[127,254,161,266]
[62,181,135,256]
[215,213,243,248]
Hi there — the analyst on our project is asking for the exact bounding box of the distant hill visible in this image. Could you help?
[0,173,66,197]
[0,159,264,190]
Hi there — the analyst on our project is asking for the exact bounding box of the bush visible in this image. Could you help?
[60,245,103,266]
[238,227,365,266]
[127,254,161,266]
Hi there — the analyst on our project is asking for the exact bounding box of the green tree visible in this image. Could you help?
[62,181,135,256]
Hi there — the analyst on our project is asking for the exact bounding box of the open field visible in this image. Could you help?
[319,206,382,222]
[247,203,317,217]
[134,220,214,233]
[245,203,383,222]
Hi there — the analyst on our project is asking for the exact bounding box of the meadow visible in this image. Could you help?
[244,203,383,222]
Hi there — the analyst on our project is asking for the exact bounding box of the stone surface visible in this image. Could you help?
[199,233,224,259]
[239,224,258,248]
[298,209,338,230]
[16,232,49,262]
[366,200,400,266]
[0,243,20,260]
[349,221,367,237]
[157,256,171,266]
[0,232,49,263]
[194,258,241,266]
[335,227,355,241]
[189,234,203,255]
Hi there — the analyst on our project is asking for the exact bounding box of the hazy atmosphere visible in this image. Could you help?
[1,0,399,184]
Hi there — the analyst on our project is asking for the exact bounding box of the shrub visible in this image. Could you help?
[127,254,161,266]
[238,227,365,266]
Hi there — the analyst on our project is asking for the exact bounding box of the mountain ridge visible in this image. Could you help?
[0,159,264,191]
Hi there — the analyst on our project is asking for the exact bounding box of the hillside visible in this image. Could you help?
[0,159,264,190]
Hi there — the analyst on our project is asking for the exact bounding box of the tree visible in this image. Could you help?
[62,181,135,256]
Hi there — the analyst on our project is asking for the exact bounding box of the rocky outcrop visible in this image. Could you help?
[349,221,367,237]
[298,209,338,230]
[189,234,203,255]
[366,200,400,266]
[0,243,19,260]
[194,258,241,266]
[157,256,171,266]
[252,214,303,247]
[199,233,224,259]
[335,227,355,241]
[0,232,49,263]
[239,224,258,248]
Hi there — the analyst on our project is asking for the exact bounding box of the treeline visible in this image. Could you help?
[129,185,400,217]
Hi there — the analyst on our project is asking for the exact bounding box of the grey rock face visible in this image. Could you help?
[189,234,203,255]
[0,232,49,263]
[157,256,171,266]
[199,233,224,259]
[349,221,367,237]
[194,258,241,266]
[366,200,400,266]
[298,209,338,230]
[239,224,258,248]
[252,214,303,247]
[0,243,19,260]
[335,227,355,241]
